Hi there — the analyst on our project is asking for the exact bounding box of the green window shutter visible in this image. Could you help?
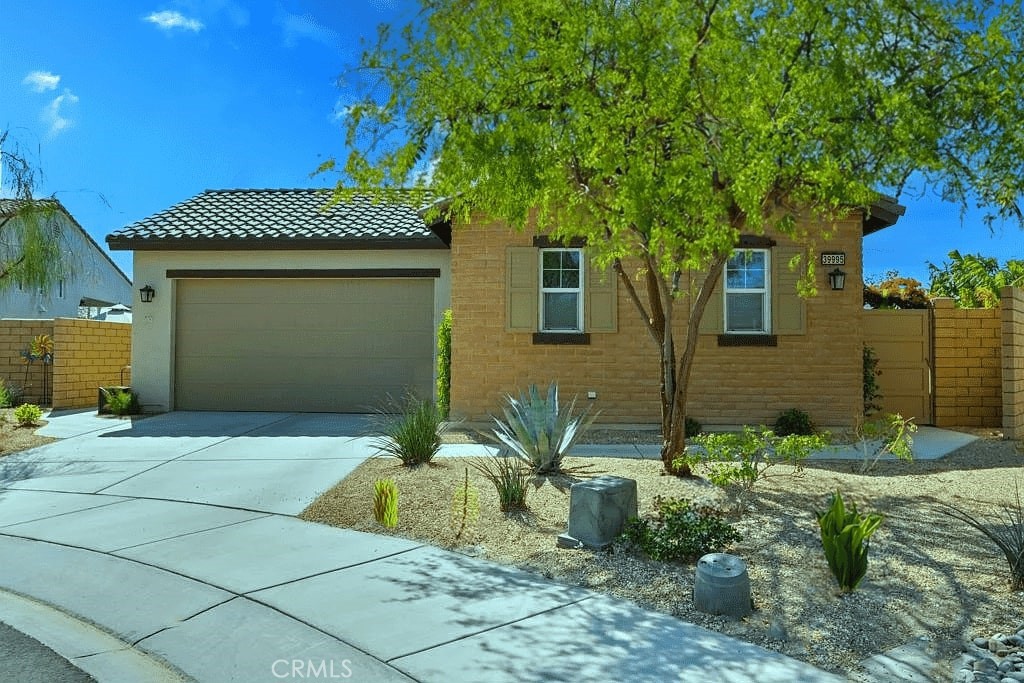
[698,272,724,335]
[506,246,538,332]
[772,247,807,335]
[585,252,617,332]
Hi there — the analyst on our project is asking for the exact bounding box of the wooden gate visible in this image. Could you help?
[862,309,933,424]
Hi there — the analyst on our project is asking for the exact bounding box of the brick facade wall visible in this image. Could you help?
[0,320,55,405]
[932,298,1002,428]
[0,318,131,409]
[52,318,132,409]
[450,215,864,428]
[1002,287,1024,438]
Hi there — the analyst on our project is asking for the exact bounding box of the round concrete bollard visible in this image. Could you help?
[693,553,752,617]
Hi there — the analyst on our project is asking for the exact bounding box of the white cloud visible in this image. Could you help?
[279,11,338,48]
[42,90,80,140]
[23,71,61,93]
[144,10,204,32]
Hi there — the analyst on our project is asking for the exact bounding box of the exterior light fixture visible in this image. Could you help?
[827,268,846,291]
[139,285,156,303]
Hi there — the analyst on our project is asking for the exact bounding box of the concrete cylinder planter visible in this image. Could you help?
[693,552,752,617]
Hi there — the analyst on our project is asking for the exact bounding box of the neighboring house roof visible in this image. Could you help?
[105,189,449,251]
[0,198,132,286]
[863,196,906,236]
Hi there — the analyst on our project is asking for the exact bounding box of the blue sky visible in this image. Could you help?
[2,1,1021,283]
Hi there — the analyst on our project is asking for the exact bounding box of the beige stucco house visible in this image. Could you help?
[107,188,902,428]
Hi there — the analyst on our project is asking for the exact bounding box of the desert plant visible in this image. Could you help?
[450,467,480,540]
[774,408,815,436]
[621,496,742,563]
[854,413,916,474]
[436,309,452,419]
[371,393,445,467]
[935,482,1024,591]
[863,345,883,416]
[685,416,703,438]
[491,382,597,475]
[679,427,830,511]
[101,387,138,416]
[13,403,43,427]
[816,490,884,592]
[470,455,531,512]
[373,479,399,528]
[0,380,11,409]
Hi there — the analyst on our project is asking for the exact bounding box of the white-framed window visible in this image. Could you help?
[724,249,770,333]
[540,248,583,332]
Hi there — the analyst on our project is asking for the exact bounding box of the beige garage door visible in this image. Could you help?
[174,278,435,411]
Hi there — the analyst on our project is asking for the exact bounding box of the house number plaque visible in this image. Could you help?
[820,252,846,266]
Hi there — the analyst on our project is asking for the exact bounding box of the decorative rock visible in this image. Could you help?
[561,476,638,550]
[693,553,752,618]
[979,638,995,648]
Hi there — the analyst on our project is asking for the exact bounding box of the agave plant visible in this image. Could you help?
[491,383,597,475]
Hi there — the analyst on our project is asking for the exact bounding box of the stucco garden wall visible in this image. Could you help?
[450,214,865,428]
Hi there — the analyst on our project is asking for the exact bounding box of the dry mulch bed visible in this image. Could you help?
[301,428,1024,678]
[0,409,54,457]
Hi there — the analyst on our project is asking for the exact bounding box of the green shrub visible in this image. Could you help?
[685,416,703,438]
[936,481,1024,591]
[773,408,815,436]
[373,479,399,528]
[863,345,883,416]
[436,309,452,419]
[622,496,742,563]
[13,403,43,427]
[372,393,445,467]
[101,387,139,416]
[0,380,11,409]
[470,455,531,512]
[854,413,916,474]
[491,382,597,475]
[450,467,480,540]
[817,490,883,592]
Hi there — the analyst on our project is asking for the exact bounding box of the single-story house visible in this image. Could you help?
[1,199,132,318]
[107,188,903,427]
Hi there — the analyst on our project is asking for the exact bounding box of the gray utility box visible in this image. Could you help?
[693,553,752,617]
[557,476,638,550]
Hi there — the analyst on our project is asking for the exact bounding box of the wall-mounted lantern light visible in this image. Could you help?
[139,285,156,303]
[828,268,846,291]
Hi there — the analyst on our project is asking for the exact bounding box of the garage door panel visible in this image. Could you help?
[175,278,435,412]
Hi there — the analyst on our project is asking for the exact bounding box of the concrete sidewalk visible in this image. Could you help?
[2,410,976,682]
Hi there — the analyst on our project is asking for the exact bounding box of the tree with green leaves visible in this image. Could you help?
[928,250,1024,308]
[333,0,1024,474]
[0,130,68,293]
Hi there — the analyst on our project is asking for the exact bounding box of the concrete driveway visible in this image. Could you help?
[0,411,846,683]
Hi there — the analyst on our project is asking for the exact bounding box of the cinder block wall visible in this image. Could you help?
[51,318,132,409]
[1002,286,1024,438]
[450,215,864,428]
[932,298,1002,427]
[0,319,56,405]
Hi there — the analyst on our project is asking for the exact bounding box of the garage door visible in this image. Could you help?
[174,278,435,411]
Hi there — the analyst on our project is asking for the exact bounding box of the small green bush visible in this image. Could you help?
[373,479,399,528]
[436,309,452,419]
[13,403,43,427]
[685,416,703,437]
[470,455,531,512]
[622,496,741,563]
[854,413,916,474]
[101,387,138,416]
[491,382,597,475]
[372,393,445,467]
[773,408,815,436]
[817,490,883,592]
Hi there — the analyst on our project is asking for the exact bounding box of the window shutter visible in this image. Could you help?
[698,272,724,335]
[585,253,617,332]
[506,247,538,332]
[772,246,807,335]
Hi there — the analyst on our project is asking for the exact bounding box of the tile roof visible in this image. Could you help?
[105,189,448,250]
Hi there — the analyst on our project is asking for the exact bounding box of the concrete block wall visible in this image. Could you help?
[0,320,55,405]
[450,214,864,428]
[51,318,132,409]
[1002,287,1024,438]
[932,298,1002,428]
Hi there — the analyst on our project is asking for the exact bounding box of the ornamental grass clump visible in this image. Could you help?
[373,479,399,529]
[470,455,531,512]
[817,490,884,592]
[371,393,445,467]
[491,382,597,475]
